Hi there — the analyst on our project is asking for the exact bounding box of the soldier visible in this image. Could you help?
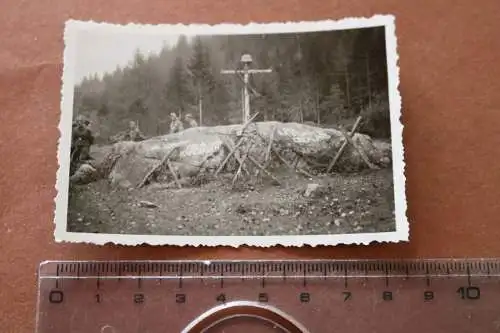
[70,116,94,175]
[169,112,184,134]
[184,113,198,128]
[126,120,145,141]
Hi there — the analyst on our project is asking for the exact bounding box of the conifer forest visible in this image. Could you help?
[73,26,391,143]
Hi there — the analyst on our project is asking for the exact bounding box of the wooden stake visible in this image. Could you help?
[236,111,260,137]
[339,130,379,170]
[214,112,259,176]
[253,128,313,179]
[255,126,277,177]
[264,126,277,163]
[217,138,247,176]
[326,116,362,173]
[247,155,281,185]
[137,146,180,188]
[166,160,183,189]
[270,146,314,178]
[228,140,249,176]
[232,142,253,186]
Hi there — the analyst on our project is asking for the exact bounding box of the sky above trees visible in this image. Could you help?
[73,30,181,83]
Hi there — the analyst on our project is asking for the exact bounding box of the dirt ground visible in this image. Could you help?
[67,165,396,236]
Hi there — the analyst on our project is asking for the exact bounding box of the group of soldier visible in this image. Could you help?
[169,112,198,133]
[69,111,199,176]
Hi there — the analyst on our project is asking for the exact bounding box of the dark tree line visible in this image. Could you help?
[73,26,391,143]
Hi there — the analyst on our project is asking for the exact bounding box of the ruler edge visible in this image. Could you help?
[38,258,500,265]
[37,258,500,278]
[35,258,500,333]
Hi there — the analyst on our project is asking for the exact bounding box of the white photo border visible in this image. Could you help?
[54,15,408,247]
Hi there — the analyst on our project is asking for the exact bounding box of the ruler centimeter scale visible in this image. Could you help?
[36,259,500,332]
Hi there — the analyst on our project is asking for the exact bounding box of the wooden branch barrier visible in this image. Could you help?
[232,142,254,186]
[214,112,259,176]
[339,130,379,170]
[326,115,363,173]
[137,113,377,190]
[166,159,183,189]
[255,127,313,179]
[137,146,180,189]
[219,138,249,176]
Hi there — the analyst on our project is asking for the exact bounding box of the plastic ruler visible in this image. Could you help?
[36,259,500,332]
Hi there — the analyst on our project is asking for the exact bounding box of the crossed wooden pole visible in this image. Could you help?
[214,112,282,186]
[326,115,379,173]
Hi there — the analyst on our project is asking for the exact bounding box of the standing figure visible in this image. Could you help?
[71,116,94,175]
[126,120,145,141]
[184,113,198,128]
[169,112,184,134]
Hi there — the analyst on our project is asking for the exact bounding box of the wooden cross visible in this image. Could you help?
[221,54,272,123]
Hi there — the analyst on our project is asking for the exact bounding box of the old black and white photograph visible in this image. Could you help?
[55,17,407,246]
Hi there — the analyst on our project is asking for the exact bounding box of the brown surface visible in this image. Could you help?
[1,0,500,332]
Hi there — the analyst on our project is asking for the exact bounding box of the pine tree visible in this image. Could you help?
[165,55,193,118]
[187,37,217,125]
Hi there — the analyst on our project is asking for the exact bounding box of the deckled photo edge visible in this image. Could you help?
[55,231,405,248]
[383,15,409,241]
[63,14,395,37]
[54,15,408,247]
[54,20,78,236]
